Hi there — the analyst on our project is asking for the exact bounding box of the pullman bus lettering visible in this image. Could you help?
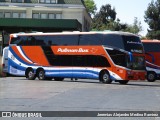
[57,48,89,53]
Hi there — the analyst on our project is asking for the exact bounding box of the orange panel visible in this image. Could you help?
[11,46,30,64]
[21,46,50,66]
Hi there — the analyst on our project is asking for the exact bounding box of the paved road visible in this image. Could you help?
[0,77,160,120]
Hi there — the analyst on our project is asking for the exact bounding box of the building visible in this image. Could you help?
[0,0,92,52]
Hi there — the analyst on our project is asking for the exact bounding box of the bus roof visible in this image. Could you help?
[141,39,160,43]
[10,31,138,37]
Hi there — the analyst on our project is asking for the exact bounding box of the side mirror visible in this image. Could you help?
[128,52,133,62]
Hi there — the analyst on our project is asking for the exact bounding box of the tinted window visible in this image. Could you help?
[58,35,79,45]
[103,34,144,53]
[123,35,144,53]
[52,56,73,66]
[95,56,111,67]
[143,43,160,52]
[72,55,110,67]
[10,35,79,46]
[79,34,102,45]
[45,55,110,67]
[36,35,79,46]
[106,49,127,67]
[72,56,87,66]
[10,36,34,45]
[103,34,124,49]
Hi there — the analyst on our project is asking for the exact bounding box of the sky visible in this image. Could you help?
[93,0,152,36]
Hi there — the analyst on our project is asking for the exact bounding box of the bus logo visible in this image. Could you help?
[57,48,89,53]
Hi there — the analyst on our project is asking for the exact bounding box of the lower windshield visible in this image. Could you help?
[106,49,145,70]
[127,56,146,70]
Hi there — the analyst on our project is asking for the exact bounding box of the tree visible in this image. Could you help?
[144,0,160,39]
[84,0,97,16]
[91,4,142,34]
[124,17,142,34]
[91,4,117,30]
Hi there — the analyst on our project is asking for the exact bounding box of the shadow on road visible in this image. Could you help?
[4,77,160,88]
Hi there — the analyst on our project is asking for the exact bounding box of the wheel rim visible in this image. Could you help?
[148,74,154,80]
[103,73,109,82]
[28,71,33,78]
[39,71,44,80]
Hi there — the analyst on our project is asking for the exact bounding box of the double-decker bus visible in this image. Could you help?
[7,31,146,84]
[142,40,160,82]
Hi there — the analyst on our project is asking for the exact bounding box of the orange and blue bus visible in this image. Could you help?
[7,31,146,84]
[142,40,160,82]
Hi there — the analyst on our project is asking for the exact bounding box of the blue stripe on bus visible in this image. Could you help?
[46,72,99,79]
[9,47,33,66]
[8,58,26,71]
[45,69,99,75]
[20,46,33,63]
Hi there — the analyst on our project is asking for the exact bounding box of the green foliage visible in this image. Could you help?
[84,0,97,15]
[144,0,160,39]
[91,3,142,34]
[124,17,142,34]
[91,4,117,30]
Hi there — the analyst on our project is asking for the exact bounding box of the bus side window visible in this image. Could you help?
[72,56,87,66]
[28,36,36,45]
[96,56,111,67]
[79,34,102,45]
[143,43,160,52]
[52,55,72,66]
[59,35,79,45]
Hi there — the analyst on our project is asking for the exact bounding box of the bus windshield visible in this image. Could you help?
[127,56,146,70]
[106,49,145,70]
[103,34,144,54]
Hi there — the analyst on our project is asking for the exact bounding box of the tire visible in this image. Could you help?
[37,69,45,80]
[147,72,156,82]
[26,69,36,80]
[99,71,112,84]
[119,80,129,85]
[54,77,64,81]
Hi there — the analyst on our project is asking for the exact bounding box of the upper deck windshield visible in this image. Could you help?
[103,34,144,54]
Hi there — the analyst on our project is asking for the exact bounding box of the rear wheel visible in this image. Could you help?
[54,77,64,81]
[99,71,112,84]
[147,72,156,82]
[119,80,129,85]
[37,69,45,80]
[26,69,36,80]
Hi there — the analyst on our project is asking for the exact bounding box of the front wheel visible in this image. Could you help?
[147,72,156,82]
[99,71,112,84]
[37,69,45,80]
